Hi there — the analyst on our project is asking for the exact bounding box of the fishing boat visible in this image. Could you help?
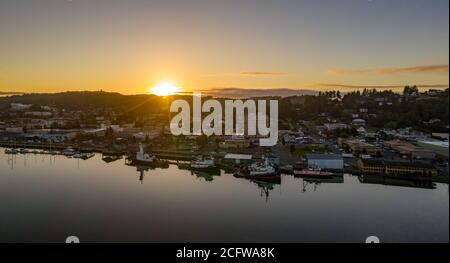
[134,144,156,165]
[4,148,18,154]
[234,157,280,183]
[191,155,215,170]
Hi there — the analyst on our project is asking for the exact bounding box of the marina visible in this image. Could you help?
[0,146,448,242]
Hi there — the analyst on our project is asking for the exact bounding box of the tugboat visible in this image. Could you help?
[234,157,280,183]
[133,144,156,165]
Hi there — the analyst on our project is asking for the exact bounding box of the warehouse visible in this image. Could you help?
[305,154,344,170]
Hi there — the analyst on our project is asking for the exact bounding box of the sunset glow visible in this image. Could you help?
[150,82,180,96]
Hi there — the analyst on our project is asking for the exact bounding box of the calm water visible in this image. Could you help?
[0,148,448,243]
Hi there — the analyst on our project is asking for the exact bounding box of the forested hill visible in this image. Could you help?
[0,89,448,133]
[0,91,170,113]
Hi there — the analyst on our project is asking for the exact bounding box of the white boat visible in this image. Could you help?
[248,158,277,176]
[4,148,18,154]
[19,148,31,154]
[191,156,215,169]
[135,144,156,164]
[62,147,76,156]
[234,157,280,182]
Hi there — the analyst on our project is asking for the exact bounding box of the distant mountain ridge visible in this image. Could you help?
[0,91,25,95]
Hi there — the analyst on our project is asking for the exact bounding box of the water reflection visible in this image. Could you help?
[358,174,437,189]
[191,169,221,182]
[298,176,344,193]
[0,148,448,242]
[135,165,156,184]
[254,180,278,202]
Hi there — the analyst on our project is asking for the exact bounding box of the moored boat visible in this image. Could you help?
[234,157,280,183]
[133,144,156,165]
[19,148,31,154]
[4,148,18,154]
[191,155,215,170]
[293,167,335,178]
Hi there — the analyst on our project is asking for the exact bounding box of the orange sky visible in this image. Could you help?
[0,0,448,95]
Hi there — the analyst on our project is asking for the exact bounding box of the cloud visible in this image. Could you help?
[179,87,317,98]
[328,64,449,76]
[239,71,286,76]
[313,83,449,90]
[201,71,286,78]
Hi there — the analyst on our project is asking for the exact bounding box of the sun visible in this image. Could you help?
[149,82,180,96]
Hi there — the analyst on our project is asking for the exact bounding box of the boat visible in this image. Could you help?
[73,152,95,160]
[249,161,277,176]
[279,165,293,174]
[191,155,215,169]
[293,166,335,178]
[134,144,156,165]
[62,147,76,156]
[4,148,18,154]
[234,157,280,183]
[19,148,31,154]
[102,155,123,163]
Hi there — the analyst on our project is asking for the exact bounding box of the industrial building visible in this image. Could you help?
[417,140,449,158]
[339,138,381,156]
[305,154,344,170]
[357,159,437,177]
[384,140,436,159]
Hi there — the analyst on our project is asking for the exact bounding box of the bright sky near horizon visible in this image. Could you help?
[0,0,448,95]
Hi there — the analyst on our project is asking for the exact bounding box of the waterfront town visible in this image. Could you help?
[0,87,448,188]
